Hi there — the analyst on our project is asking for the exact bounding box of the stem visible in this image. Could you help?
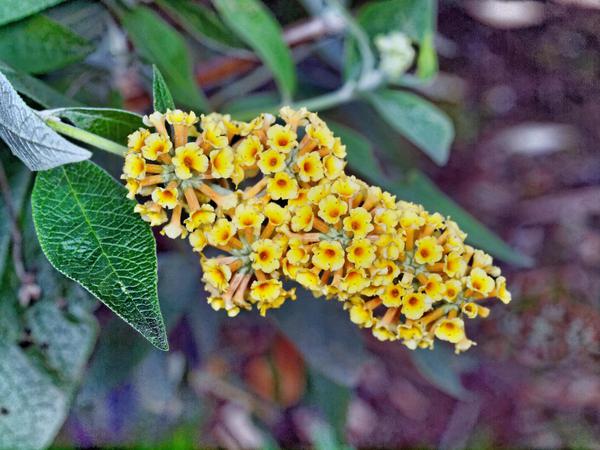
[45,118,127,157]
[327,0,376,78]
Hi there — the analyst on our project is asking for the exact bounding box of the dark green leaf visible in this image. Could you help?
[271,287,369,387]
[0,14,93,74]
[122,6,208,111]
[0,0,67,27]
[0,70,91,170]
[0,153,31,281]
[410,346,471,399]
[31,160,169,350]
[366,89,454,165]
[156,0,245,51]
[0,61,81,108]
[0,210,98,450]
[152,65,176,113]
[389,170,533,267]
[51,107,144,144]
[213,0,296,99]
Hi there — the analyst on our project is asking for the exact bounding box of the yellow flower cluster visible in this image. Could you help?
[122,107,511,352]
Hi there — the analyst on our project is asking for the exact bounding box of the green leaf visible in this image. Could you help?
[345,0,437,79]
[0,61,81,108]
[389,170,533,267]
[0,0,67,27]
[0,152,31,281]
[0,70,91,170]
[122,6,208,111]
[31,160,169,350]
[0,210,98,450]
[213,0,296,99]
[152,65,176,113]
[271,287,369,387]
[307,371,352,444]
[410,346,471,399]
[156,0,245,51]
[366,89,454,165]
[0,14,93,74]
[51,107,144,144]
[417,32,437,79]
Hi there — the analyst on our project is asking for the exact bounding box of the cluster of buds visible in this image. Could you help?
[122,106,511,352]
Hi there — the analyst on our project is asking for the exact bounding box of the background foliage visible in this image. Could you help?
[0,0,598,448]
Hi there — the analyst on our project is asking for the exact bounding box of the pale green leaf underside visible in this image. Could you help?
[31,160,168,350]
[0,14,93,74]
[0,70,90,170]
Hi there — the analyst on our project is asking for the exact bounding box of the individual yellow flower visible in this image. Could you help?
[414,236,443,265]
[296,153,324,182]
[236,135,263,166]
[279,106,309,129]
[141,133,172,160]
[331,137,347,158]
[264,202,290,227]
[444,251,467,278]
[267,124,297,153]
[134,201,167,226]
[323,155,345,179]
[461,302,479,319]
[381,283,404,307]
[332,176,359,198]
[267,172,298,200]
[349,303,374,327]
[250,279,283,303]
[151,185,179,209]
[189,229,207,252]
[295,269,322,291]
[286,238,310,265]
[201,122,228,149]
[125,178,140,199]
[401,292,432,320]
[444,279,462,301]
[317,194,348,225]
[343,207,373,238]
[290,205,314,232]
[202,259,232,292]
[257,149,286,174]
[123,153,146,179]
[306,122,334,148]
[250,239,282,273]
[467,267,495,296]
[207,219,237,247]
[210,147,235,178]
[166,109,198,126]
[339,269,370,294]
[399,209,425,229]
[312,240,345,271]
[434,318,466,344]
[184,204,216,232]
[420,273,445,301]
[233,203,264,230]
[172,143,208,180]
[128,129,150,152]
[495,276,511,304]
[346,239,376,268]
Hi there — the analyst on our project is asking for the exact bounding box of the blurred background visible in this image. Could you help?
[0,0,599,448]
